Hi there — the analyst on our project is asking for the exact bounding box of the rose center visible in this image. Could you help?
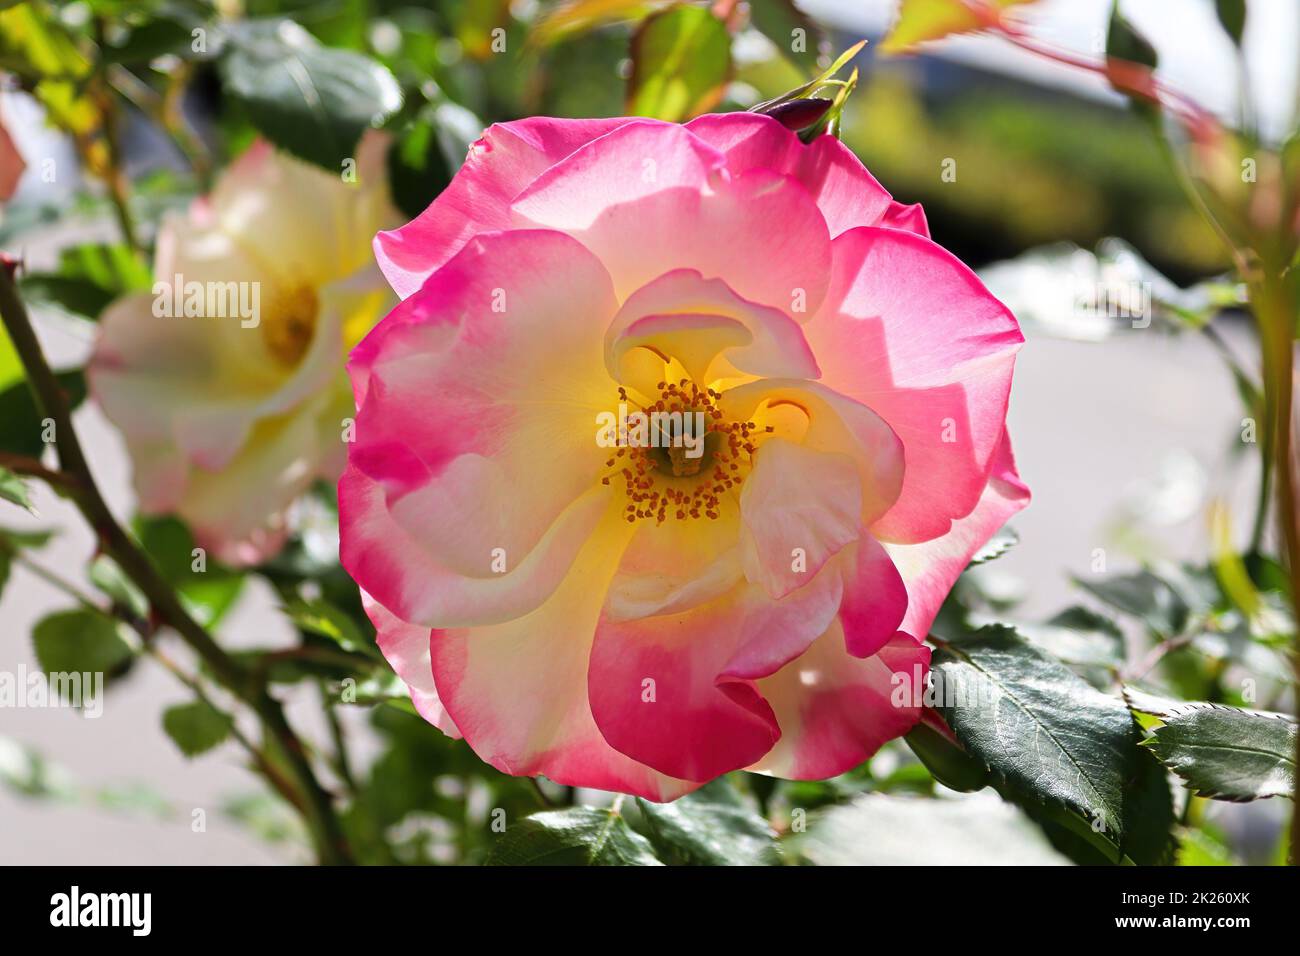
[602,378,768,524]
[262,285,319,366]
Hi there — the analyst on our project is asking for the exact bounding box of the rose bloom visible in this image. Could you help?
[343,114,1028,799]
[90,135,397,564]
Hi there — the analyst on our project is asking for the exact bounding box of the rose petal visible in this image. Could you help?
[429,512,697,801]
[751,629,929,780]
[511,121,832,314]
[809,226,1023,543]
[375,117,635,298]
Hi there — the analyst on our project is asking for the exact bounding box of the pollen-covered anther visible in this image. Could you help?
[604,379,760,525]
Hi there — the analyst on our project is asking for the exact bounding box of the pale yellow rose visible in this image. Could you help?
[90,133,398,564]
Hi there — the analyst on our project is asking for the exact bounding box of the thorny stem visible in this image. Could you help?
[91,19,142,257]
[0,451,81,492]
[0,267,353,865]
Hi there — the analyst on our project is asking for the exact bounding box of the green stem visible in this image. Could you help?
[0,268,353,865]
[11,553,104,612]
[92,19,142,257]
[320,682,357,794]
[1251,269,1300,866]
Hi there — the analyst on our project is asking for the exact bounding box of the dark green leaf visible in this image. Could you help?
[1127,690,1296,801]
[19,275,116,321]
[0,368,85,457]
[32,609,134,677]
[1106,0,1157,69]
[384,102,463,220]
[1105,0,1158,110]
[19,242,150,320]
[162,699,235,758]
[1073,568,1189,635]
[628,5,731,122]
[748,0,825,71]
[221,19,403,170]
[486,806,663,866]
[932,626,1175,863]
[1214,0,1246,46]
[904,720,990,792]
[634,778,779,865]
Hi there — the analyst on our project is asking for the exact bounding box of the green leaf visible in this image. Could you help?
[748,0,824,71]
[20,242,151,321]
[487,806,664,866]
[162,699,235,758]
[282,597,372,655]
[967,524,1018,566]
[0,368,86,457]
[220,19,403,170]
[904,720,990,792]
[0,525,53,549]
[0,466,34,513]
[799,792,1071,865]
[0,524,53,595]
[530,0,668,48]
[1106,1,1157,69]
[1214,0,1246,46]
[132,515,243,628]
[1073,568,1189,635]
[1104,0,1158,108]
[384,100,481,220]
[89,554,149,619]
[1,322,21,393]
[627,5,731,122]
[0,4,90,80]
[634,778,779,865]
[932,626,1175,863]
[32,609,134,677]
[880,0,1039,55]
[1127,690,1297,801]
[1177,824,1235,865]
[18,274,117,321]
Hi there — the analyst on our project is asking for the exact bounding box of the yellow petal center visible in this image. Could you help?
[602,378,771,524]
[262,285,319,366]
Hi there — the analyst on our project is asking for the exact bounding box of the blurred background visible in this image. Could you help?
[1,0,1294,863]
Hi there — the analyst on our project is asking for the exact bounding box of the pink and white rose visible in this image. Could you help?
[341,113,1028,799]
